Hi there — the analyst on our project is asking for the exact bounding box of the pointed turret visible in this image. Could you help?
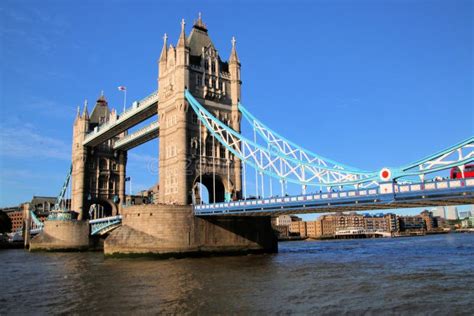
[96,90,108,105]
[229,36,239,64]
[159,33,168,62]
[176,18,189,69]
[76,105,80,118]
[177,18,186,47]
[82,99,89,119]
[193,12,207,31]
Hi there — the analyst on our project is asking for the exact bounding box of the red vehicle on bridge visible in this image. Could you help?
[450,164,474,179]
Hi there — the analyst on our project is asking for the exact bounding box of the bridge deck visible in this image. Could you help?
[194,179,474,216]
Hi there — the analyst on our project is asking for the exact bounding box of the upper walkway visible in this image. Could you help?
[83,91,158,147]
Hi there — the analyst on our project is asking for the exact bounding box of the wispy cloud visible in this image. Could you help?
[128,152,158,175]
[0,124,70,160]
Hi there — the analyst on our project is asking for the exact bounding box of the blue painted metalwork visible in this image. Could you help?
[30,210,44,229]
[53,165,72,211]
[194,178,474,216]
[239,103,371,174]
[185,90,379,187]
[90,215,122,235]
[186,90,473,189]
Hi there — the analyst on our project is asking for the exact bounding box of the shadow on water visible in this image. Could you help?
[1,234,473,314]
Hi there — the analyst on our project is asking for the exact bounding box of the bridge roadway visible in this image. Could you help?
[83,91,158,147]
[85,178,473,235]
[193,178,474,216]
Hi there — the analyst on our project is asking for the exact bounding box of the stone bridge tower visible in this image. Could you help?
[71,94,127,219]
[158,15,242,205]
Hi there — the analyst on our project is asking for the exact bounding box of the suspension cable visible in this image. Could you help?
[199,119,203,204]
[212,134,216,203]
[254,128,259,198]
[243,146,247,200]
[226,131,230,201]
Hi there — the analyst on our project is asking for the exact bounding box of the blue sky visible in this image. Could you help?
[0,0,472,217]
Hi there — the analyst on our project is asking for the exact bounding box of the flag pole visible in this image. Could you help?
[123,89,127,113]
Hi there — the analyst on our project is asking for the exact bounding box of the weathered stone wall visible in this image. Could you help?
[104,204,278,257]
[29,221,90,251]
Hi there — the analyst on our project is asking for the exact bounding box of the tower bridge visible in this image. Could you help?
[28,15,474,257]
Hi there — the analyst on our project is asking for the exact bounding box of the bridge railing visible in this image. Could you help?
[89,215,122,224]
[89,215,122,235]
[194,178,474,213]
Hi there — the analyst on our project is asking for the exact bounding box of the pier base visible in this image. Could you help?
[104,204,278,258]
[29,220,90,251]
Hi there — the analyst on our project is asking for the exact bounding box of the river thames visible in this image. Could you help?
[1,234,473,315]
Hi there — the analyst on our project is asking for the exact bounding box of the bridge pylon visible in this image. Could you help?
[157,15,242,205]
[71,95,127,220]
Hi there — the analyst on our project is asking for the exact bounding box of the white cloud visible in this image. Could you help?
[0,124,70,160]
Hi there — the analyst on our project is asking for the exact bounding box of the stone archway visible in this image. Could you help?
[193,174,233,204]
[85,199,118,219]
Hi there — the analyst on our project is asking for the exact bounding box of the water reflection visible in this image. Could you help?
[1,234,473,314]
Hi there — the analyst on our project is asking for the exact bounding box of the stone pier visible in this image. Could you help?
[29,221,90,251]
[104,204,278,258]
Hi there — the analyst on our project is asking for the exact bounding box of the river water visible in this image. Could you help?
[1,234,473,315]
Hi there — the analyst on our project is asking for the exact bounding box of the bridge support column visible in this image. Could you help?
[117,151,127,214]
[104,204,278,258]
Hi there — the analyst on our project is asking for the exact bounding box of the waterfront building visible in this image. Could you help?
[289,221,307,237]
[306,221,316,237]
[364,215,385,231]
[0,196,57,232]
[315,215,336,237]
[420,210,438,231]
[399,216,425,231]
[385,213,400,232]
[335,212,365,230]
[275,215,292,226]
[1,207,23,232]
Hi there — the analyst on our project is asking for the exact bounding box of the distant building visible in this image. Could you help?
[275,215,292,226]
[461,217,474,228]
[363,213,399,233]
[432,206,445,218]
[306,221,316,237]
[445,206,458,220]
[458,210,472,219]
[315,215,336,237]
[0,196,56,232]
[420,210,438,231]
[1,207,23,232]
[400,216,424,231]
[335,212,365,230]
[289,221,307,237]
